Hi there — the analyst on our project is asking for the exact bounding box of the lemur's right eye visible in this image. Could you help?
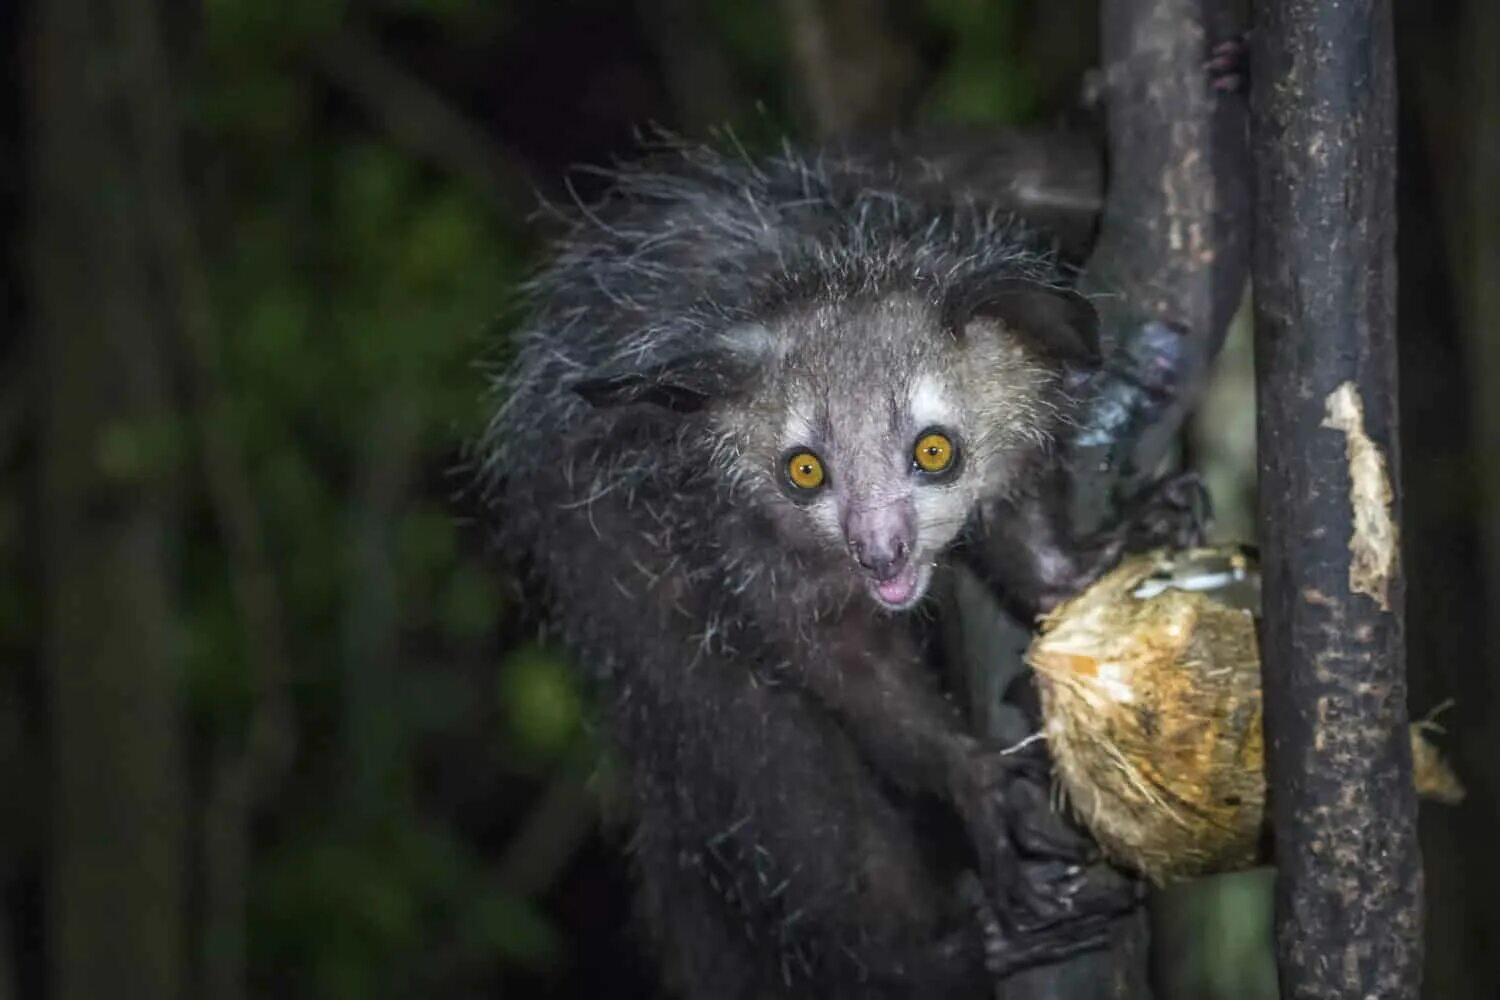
[913,431,955,474]
[784,450,826,491]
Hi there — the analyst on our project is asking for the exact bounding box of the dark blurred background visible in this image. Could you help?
[3,1,1496,997]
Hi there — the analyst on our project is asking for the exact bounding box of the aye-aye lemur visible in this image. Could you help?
[481,136,1203,998]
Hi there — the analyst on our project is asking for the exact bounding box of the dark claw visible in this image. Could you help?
[1205,33,1250,94]
[955,735,1144,979]
[961,872,1125,978]
[984,915,1117,978]
[965,751,1141,940]
[968,742,1095,853]
[1008,858,1091,931]
[1211,72,1245,94]
[1004,771,1099,864]
[1072,863,1146,915]
[1010,857,1142,933]
[1120,470,1212,551]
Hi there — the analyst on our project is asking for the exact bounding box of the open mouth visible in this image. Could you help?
[868,560,930,611]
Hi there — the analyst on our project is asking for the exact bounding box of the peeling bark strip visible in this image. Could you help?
[1250,1,1424,998]
[1321,383,1399,610]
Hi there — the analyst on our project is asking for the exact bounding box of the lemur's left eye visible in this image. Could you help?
[913,430,957,476]
[785,450,826,490]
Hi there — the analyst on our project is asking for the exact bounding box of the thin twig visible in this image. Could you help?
[117,5,298,998]
[777,0,920,139]
[316,27,536,215]
[495,740,599,899]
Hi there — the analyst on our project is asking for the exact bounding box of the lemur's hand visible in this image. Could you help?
[1116,469,1212,553]
[1206,33,1250,95]
[954,739,1143,976]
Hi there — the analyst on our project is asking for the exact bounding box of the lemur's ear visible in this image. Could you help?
[572,359,725,412]
[951,279,1100,365]
[573,324,776,412]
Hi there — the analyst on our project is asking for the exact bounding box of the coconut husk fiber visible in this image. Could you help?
[1025,546,1463,886]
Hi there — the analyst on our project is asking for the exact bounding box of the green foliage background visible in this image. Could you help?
[170,3,1065,992]
[188,2,545,993]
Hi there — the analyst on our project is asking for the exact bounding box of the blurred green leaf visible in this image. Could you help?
[436,563,503,640]
[190,70,306,143]
[397,506,459,578]
[472,894,562,971]
[203,0,349,56]
[498,646,581,762]
[95,414,183,485]
[705,1,785,93]
[920,0,1037,125]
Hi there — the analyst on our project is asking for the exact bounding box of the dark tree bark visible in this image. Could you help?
[1075,0,1251,497]
[1250,2,1423,997]
[966,1,1252,998]
[30,1,186,997]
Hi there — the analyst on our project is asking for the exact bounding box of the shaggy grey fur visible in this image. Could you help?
[481,140,1114,999]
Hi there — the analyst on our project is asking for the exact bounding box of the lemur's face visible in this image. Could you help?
[764,371,974,609]
[571,288,1092,612]
[719,295,1072,611]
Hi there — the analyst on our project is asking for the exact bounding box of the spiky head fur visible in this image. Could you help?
[482,140,1097,647]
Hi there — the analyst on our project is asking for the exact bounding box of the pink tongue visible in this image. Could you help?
[877,575,915,605]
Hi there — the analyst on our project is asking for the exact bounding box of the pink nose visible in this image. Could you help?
[850,537,910,581]
[843,504,915,581]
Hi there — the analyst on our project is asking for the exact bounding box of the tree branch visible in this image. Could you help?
[635,0,750,131]
[987,0,1251,996]
[1075,0,1251,510]
[116,4,299,997]
[778,0,921,138]
[1250,1,1422,995]
[316,27,536,216]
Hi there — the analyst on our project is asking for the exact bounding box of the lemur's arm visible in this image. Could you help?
[790,611,1136,974]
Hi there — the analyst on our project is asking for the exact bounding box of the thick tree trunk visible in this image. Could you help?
[30,1,186,997]
[1249,2,1423,997]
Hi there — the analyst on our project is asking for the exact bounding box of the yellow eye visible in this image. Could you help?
[914,432,955,474]
[785,451,825,490]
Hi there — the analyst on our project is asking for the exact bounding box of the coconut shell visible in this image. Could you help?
[1025,546,1463,885]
